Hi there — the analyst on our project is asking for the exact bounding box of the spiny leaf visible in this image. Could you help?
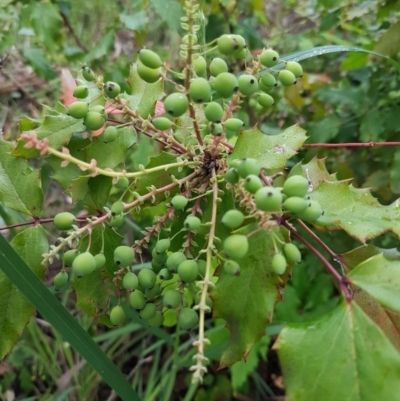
[276,300,400,401]
[229,125,307,171]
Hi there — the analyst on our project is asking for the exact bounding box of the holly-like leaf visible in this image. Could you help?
[0,139,43,216]
[120,63,165,118]
[213,227,281,367]
[229,126,307,171]
[276,301,400,401]
[0,226,48,359]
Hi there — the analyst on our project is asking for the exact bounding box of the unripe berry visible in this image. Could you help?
[152,247,168,264]
[178,259,199,283]
[163,290,181,309]
[279,70,297,86]
[111,201,124,216]
[84,111,105,131]
[223,235,249,260]
[224,168,239,184]
[140,303,157,320]
[224,260,240,275]
[139,48,163,69]
[110,305,125,326]
[94,253,106,270]
[197,259,206,277]
[73,85,89,99]
[232,34,246,51]
[138,268,157,289]
[178,308,198,330]
[283,197,309,214]
[54,271,69,291]
[63,249,78,267]
[224,118,244,132]
[110,215,124,227]
[271,253,287,275]
[257,93,275,107]
[283,243,302,264]
[123,272,139,290]
[193,55,207,76]
[233,48,247,59]
[72,252,96,277]
[164,93,189,117]
[260,72,277,88]
[145,283,162,299]
[260,49,279,67]
[67,101,89,119]
[114,246,134,267]
[182,34,198,45]
[184,215,201,231]
[130,290,146,309]
[151,259,164,273]
[90,105,106,114]
[115,177,129,189]
[237,158,260,178]
[103,81,121,99]
[152,117,173,131]
[244,174,263,194]
[82,66,95,81]
[209,122,223,136]
[189,77,211,103]
[155,239,171,254]
[54,212,75,231]
[285,61,303,78]
[238,74,259,96]
[171,194,188,210]
[205,102,224,122]
[147,311,164,327]
[254,187,283,212]
[158,268,172,280]
[213,72,238,98]
[137,62,161,83]
[297,201,323,222]
[103,126,118,143]
[209,57,228,76]
[283,175,309,198]
[166,252,187,273]
[221,209,244,229]
[217,34,237,55]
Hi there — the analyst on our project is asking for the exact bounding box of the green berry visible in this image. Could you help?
[104,81,121,98]
[209,57,228,76]
[224,118,244,132]
[151,259,164,273]
[285,61,303,78]
[137,62,161,83]
[260,72,277,87]
[283,197,309,214]
[73,85,89,99]
[166,252,187,273]
[152,117,173,131]
[123,272,139,290]
[82,66,95,81]
[178,259,199,283]
[257,93,275,107]
[213,72,238,98]
[130,290,146,309]
[283,175,309,198]
[63,249,78,267]
[140,303,157,320]
[72,252,96,277]
[138,268,157,289]
[163,290,181,309]
[224,168,239,184]
[209,122,223,136]
[193,56,207,76]
[103,126,118,143]
[94,253,106,270]
[111,201,124,216]
[283,243,301,264]
[84,111,105,130]
[244,174,263,194]
[217,34,237,55]
[110,305,125,326]
[197,259,206,277]
[279,70,297,86]
[189,77,211,103]
[221,209,244,229]
[223,235,249,260]
[139,48,163,69]
[260,49,280,67]
[297,201,323,222]
[233,48,247,59]
[90,105,106,115]
[224,260,240,275]
[155,239,171,254]
[159,268,172,280]
[54,271,69,291]
[229,159,242,168]
[232,34,246,51]
[67,101,89,119]
[238,74,259,96]
[114,246,134,267]
[182,34,198,45]
[178,308,198,330]
[258,79,274,93]
[164,93,189,117]
[145,283,162,299]
[184,215,201,231]
[237,158,260,178]
[271,253,287,275]
[152,247,168,264]
[205,102,224,122]
[54,212,75,231]
[254,187,283,212]
[148,311,164,327]
[171,195,188,210]
[110,215,124,227]
[115,177,129,189]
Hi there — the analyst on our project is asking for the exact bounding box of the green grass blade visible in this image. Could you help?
[0,234,141,401]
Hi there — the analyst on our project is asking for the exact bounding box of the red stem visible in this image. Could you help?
[302,141,400,148]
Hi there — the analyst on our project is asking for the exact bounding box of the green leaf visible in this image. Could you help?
[213,227,281,367]
[360,110,385,142]
[23,47,58,80]
[121,63,165,118]
[0,139,43,216]
[84,30,114,63]
[0,234,141,401]
[0,226,48,359]
[303,114,340,143]
[229,126,307,171]
[373,21,400,59]
[276,301,400,401]
[390,149,400,194]
[120,11,148,31]
[150,0,183,31]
